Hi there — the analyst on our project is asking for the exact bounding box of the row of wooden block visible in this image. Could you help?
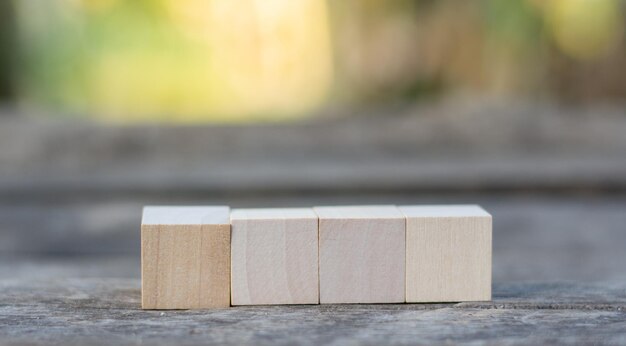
[141,205,492,309]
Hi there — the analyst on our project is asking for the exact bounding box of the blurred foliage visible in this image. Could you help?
[14,0,332,121]
[2,0,625,122]
[0,1,17,100]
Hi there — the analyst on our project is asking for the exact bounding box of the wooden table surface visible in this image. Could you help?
[1,103,626,344]
[2,277,626,345]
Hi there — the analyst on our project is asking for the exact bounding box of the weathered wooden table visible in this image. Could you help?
[2,103,626,344]
[2,276,626,345]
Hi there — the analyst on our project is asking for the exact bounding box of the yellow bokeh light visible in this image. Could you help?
[543,0,624,60]
[92,0,334,122]
[203,0,333,121]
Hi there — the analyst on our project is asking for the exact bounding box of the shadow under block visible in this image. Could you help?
[399,205,492,303]
[230,208,319,305]
[314,205,405,304]
[141,206,231,309]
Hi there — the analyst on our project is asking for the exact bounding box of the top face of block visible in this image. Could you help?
[399,205,491,218]
[142,206,230,225]
[231,208,317,220]
[313,205,404,219]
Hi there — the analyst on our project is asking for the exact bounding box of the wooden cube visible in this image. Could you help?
[399,205,492,303]
[314,205,405,304]
[230,208,319,305]
[141,206,231,309]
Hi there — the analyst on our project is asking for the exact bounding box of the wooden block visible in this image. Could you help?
[399,205,492,303]
[141,206,230,309]
[230,208,319,305]
[314,205,405,304]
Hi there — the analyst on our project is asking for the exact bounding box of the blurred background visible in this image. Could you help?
[1,0,626,286]
[2,0,626,120]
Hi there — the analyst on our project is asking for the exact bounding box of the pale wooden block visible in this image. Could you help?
[230,208,319,305]
[314,205,405,304]
[399,205,492,303]
[141,206,230,309]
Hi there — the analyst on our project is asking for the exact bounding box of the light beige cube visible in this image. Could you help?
[314,205,405,304]
[230,208,319,305]
[399,205,492,302]
[141,206,231,309]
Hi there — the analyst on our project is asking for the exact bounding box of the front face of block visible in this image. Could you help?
[141,206,230,309]
[230,208,319,305]
[315,206,405,304]
[400,205,492,303]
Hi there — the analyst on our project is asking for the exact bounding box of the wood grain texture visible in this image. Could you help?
[314,205,405,304]
[5,278,626,346]
[399,205,492,302]
[141,206,230,309]
[230,208,319,305]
